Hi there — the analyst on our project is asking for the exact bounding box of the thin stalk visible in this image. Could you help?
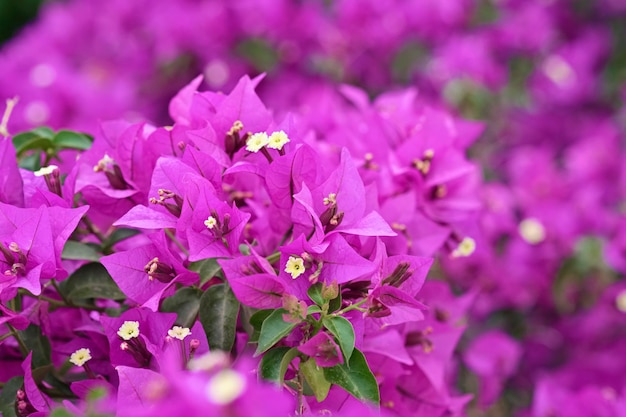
[165,228,189,257]
[7,323,28,357]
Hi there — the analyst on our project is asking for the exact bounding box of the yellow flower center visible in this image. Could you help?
[69,348,92,367]
[246,132,269,153]
[117,321,140,340]
[285,256,306,279]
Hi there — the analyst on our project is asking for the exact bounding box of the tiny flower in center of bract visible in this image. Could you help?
[245,132,269,153]
[519,218,546,244]
[206,370,246,405]
[33,165,59,177]
[69,348,92,366]
[168,326,191,340]
[267,130,290,150]
[323,193,337,206]
[117,321,140,340]
[204,216,217,229]
[285,256,305,279]
[543,54,574,87]
[93,153,115,172]
[452,237,476,258]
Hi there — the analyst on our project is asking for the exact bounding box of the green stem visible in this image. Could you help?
[266,251,281,264]
[7,323,28,357]
[165,228,189,257]
[51,279,70,305]
[0,332,14,342]
[334,298,369,315]
[20,290,107,312]
[82,216,107,242]
[296,369,305,415]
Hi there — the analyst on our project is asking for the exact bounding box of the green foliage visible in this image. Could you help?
[323,349,380,404]
[161,287,203,328]
[300,358,331,402]
[19,324,51,368]
[189,258,224,286]
[62,241,101,262]
[0,376,24,417]
[255,308,297,356]
[11,127,93,170]
[323,316,355,362]
[100,228,142,253]
[199,283,240,352]
[259,346,293,382]
[59,263,125,301]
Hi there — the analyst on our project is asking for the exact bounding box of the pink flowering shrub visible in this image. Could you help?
[0,1,625,417]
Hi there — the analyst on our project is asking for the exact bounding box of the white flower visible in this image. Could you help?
[245,132,269,153]
[117,321,140,340]
[206,370,246,405]
[204,216,217,229]
[168,326,191,341]
[519,218,546,245]
[34,165,58,177]
[285,256,305,279]
[70,348,92,366]
[267,131,290,150]
[452,237,476,258]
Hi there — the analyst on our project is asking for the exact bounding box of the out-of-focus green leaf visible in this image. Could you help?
[62,241,101,262]
[60,262,125,301]
[161,287,202,328]
[199,283,240,352]
[53,130,93,150]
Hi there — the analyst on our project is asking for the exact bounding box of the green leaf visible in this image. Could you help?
[255,308,297,356]
[0,376,24,417]
[323,349,380,404]
[328,291,342,313]
[19,324,51,368]
[189,258,224,286]
[49,408,77,417]
[52,130,93,150]
[236,38,278,72]
[249,309,273,343]
[323,316,355,362]
[307,283,324,307]
[259,346,292,383]
[161,287,202,328]
[307,305,322,315]
[18,153,41,171]
[101,228,141,252]
[62,241,101,262]
[12,127,54,156]
[238,243,251,256]
[277,347,300,385]
[300,357,331,402]
[199,283,240,352]
[59,262,125,301]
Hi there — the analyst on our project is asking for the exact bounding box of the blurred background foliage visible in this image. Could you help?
[0,0,44,45]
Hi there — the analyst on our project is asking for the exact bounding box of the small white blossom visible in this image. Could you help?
[206,370,246,405]
[452,237,476,258]
[519,218,546,245]
[69,348,92,367]
[204,216,217,229]
[34,165,59,177]
[285,256,305,279]
[117,321,140,340]
[267,131,290,150]
[245,132,269,153]
[168,326,191,341]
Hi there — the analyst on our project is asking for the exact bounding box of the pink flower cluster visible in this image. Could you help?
[0,75,481,416]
